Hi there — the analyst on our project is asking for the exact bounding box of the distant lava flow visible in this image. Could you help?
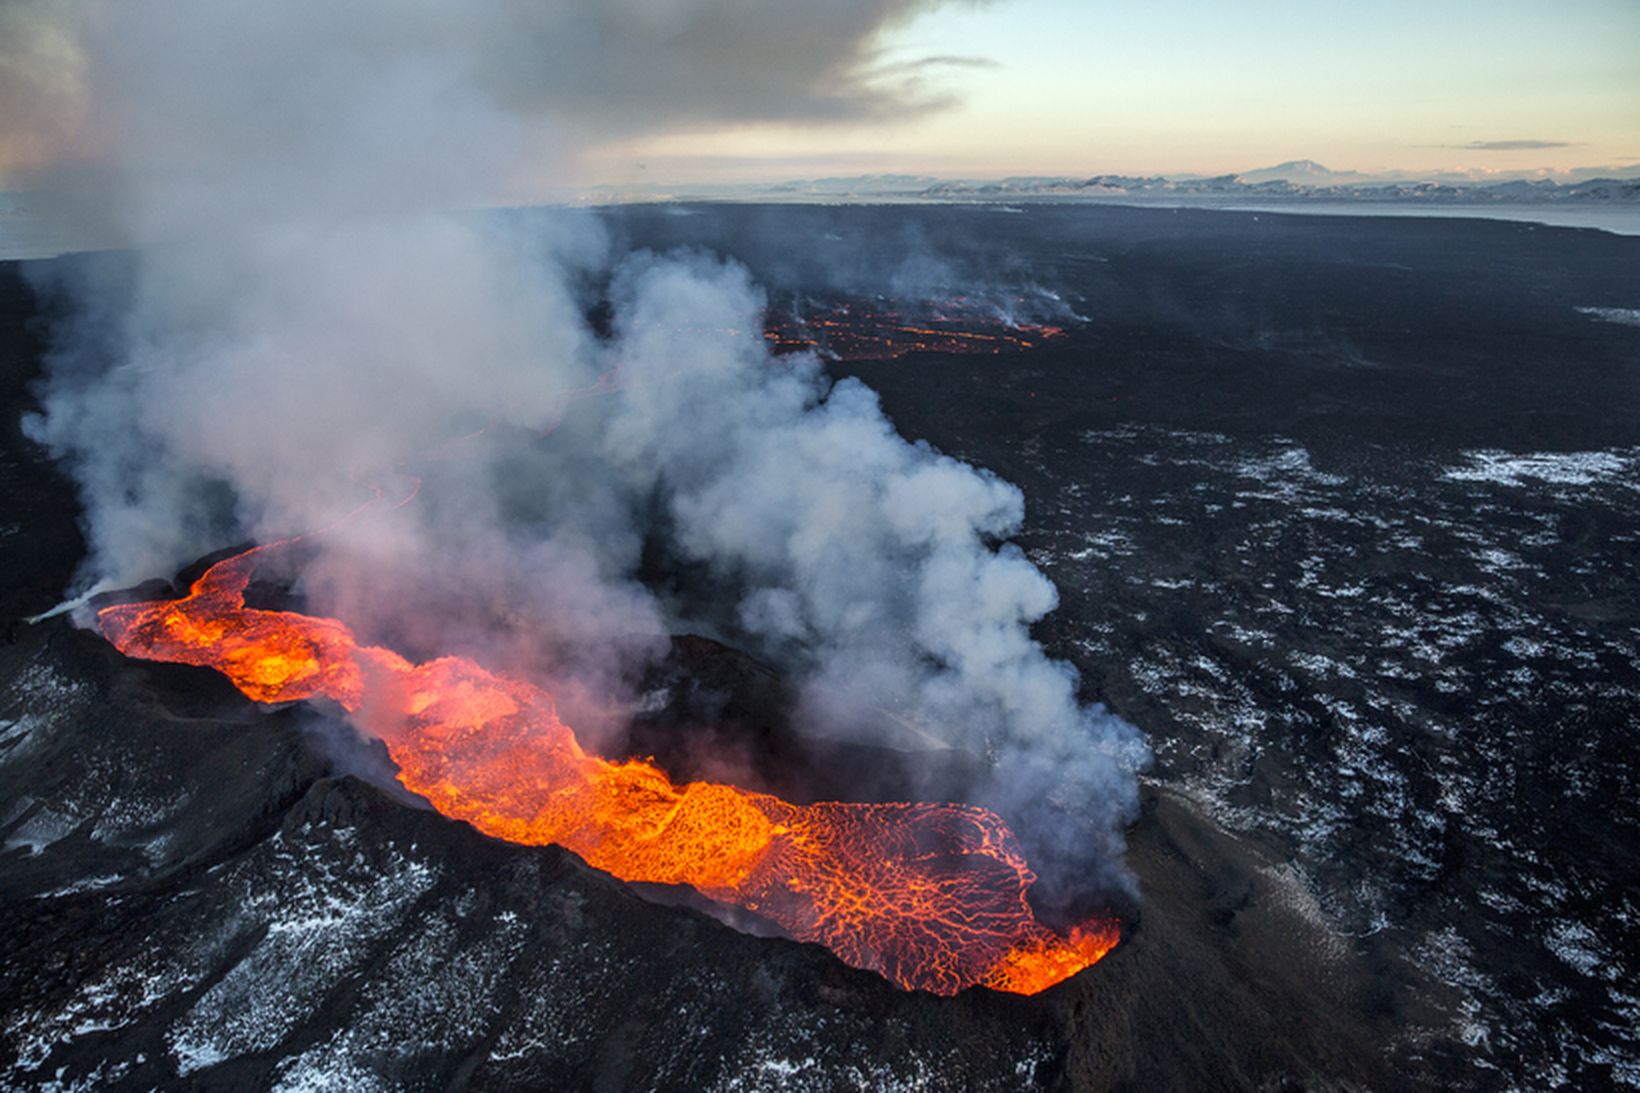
[764,297,1067,361]
[97,545,1118,995]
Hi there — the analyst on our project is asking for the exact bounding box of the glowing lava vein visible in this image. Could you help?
[97,545,1118,995]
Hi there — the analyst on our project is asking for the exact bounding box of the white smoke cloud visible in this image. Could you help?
[13,0,1145,900]
[598,253,1143,896]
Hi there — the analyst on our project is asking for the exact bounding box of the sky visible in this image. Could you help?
[584,0,1640,185]
[1,0,1636,197]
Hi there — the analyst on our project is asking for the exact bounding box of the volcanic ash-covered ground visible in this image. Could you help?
[4,203,1640,1089]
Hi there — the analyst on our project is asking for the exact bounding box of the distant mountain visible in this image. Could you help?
[917,173,1640,205]
[580,163,1640,209]
[1237,160,1374,185]
[764,175,945,196]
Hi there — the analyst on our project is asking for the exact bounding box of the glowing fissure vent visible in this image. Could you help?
[98,545,1119,995]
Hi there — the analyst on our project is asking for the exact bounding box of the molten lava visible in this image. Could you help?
[764,297,1068,361]
[97,545,1118,995]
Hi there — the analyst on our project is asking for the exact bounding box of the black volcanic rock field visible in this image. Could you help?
[4,204,1639,1089]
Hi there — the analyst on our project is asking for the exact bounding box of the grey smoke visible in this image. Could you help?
[11,0,1145,900]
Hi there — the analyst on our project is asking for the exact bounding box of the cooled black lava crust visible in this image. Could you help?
[3,204,1637,1089]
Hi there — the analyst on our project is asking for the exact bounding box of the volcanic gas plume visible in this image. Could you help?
[14,0,1146,996]
[97,542,1119,995]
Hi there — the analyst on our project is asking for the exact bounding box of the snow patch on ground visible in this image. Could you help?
[1440,448,1639,490]
[168,839,439,1074]
[1575,306,1640,327]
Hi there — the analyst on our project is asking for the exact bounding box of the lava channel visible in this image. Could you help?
[97,544,1119,995]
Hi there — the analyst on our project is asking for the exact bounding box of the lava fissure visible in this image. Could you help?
[97,546,1118,995]
[763,298,1068,361]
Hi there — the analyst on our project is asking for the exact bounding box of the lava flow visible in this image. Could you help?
[97,545,1119,995]
[764,297,1067,361]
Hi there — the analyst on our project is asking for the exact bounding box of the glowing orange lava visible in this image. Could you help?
[763,300,1068,361]
[97,546,1118,995]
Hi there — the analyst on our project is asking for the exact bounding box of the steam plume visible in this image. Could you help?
[9,0,1145,900]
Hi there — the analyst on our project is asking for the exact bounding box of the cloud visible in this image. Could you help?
[0,0,89,179]
[1460,139,1579,151]
[0,0,993,189]
[874,53,1004,73]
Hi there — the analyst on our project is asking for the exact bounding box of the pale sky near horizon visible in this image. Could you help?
[587,0,1640,184]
